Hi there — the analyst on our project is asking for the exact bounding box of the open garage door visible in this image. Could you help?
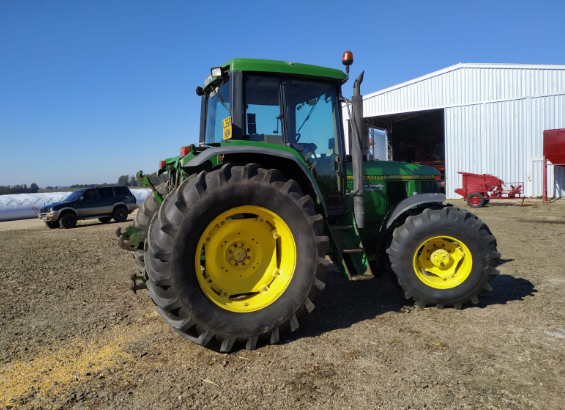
[364,108,445,190]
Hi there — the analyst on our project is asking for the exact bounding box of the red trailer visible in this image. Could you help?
[455,172,524,208]
[543,128,565,203]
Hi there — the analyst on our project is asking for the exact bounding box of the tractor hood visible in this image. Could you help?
[346,161,440,181]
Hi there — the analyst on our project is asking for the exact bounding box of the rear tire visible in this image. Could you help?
[98,217,112,223]
[145,163,328,352]
[387,206,500,309]
[59,212,77,229]
[467,193,484,208]
[112,206,128,222]
[131,183,168,274]
[45,221,60,229]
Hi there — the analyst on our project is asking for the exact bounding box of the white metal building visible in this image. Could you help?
[346,63,565,199]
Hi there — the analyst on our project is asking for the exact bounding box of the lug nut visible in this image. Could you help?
[235,263,239,266]
[242,262,245,266]
[247,256,250,260]
[241,243,245,247]
[247,248,250,252]
[229,250,232,254]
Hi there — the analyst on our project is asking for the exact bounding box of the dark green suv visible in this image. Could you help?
[38,186,138,229]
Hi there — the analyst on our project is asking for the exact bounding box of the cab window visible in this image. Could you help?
[244,75,284,144]
[83,189,97,201]
[204,79,231,144]
[99,187,114,199]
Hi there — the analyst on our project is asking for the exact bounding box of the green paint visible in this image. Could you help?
[136,171,163,204]
[203,58,346,87]
[330,214,373,279]
[121,225,144,249]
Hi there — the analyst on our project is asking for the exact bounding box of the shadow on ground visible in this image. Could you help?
[282,270,537,345]
[519,219,565,225]
[478,274,537,308]
[63,219,134,230]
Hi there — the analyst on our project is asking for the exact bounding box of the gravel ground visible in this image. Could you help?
[0,199,564,410]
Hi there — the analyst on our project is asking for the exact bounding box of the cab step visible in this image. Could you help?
[342,248,363,254]
[351,274,375,281]
[330,225,353,230]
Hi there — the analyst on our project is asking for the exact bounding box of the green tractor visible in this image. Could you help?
[117,52,500,352]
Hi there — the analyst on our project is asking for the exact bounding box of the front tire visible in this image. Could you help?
[145,163,328,352]
[387,207,500,309]
[59,212,77,229]
[112,206,128,222]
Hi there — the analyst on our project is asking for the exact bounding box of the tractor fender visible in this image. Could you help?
[184,145,328,216]
[384,193,446,230]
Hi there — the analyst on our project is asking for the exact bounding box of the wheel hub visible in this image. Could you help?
[412,236,473,289]
[195,205,296,313]
[430,249,452,268]
[228,243,250,266]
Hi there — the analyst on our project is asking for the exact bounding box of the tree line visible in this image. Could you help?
[116,172,168,187]
[0,183,39,195]
[0,173,168,195]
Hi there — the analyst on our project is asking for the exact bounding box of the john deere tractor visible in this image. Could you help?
[117,52,500,352]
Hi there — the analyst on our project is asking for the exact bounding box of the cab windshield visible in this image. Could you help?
[64,190,84,202]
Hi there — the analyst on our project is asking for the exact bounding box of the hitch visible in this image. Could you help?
[130,274,147,294]
[116,226,145,251]
[136,171,164,204]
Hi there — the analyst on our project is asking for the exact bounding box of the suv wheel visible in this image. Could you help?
[112,206,128,222]
[60,212,77,229]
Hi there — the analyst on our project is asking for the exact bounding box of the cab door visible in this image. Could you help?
[97,187,116,214]
[283,79,345,213]
[75,189,99,218]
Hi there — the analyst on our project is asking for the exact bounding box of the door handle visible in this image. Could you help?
[334,156,342,175]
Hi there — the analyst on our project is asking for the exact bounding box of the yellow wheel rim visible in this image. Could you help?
[412,236,473,289]
[195,205,296,313]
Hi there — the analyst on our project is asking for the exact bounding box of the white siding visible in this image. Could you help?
[359,63,565,199]
[363,64,565,117]
[445,94,565,198]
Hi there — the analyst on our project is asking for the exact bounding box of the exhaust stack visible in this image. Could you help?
[351,72,365,228]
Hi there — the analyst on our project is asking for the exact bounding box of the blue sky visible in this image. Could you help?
[1,0,564,186]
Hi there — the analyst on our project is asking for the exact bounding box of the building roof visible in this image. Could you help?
[364,63,565,100]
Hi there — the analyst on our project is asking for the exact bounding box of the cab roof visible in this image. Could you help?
[220,58,346,81]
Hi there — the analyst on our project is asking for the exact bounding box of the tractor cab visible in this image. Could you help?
[197,58,347,211]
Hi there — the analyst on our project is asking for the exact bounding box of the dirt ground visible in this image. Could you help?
[0,199,564,410]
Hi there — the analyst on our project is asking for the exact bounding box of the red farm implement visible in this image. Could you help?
[543,128,565,203]
[455,172,524,208]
